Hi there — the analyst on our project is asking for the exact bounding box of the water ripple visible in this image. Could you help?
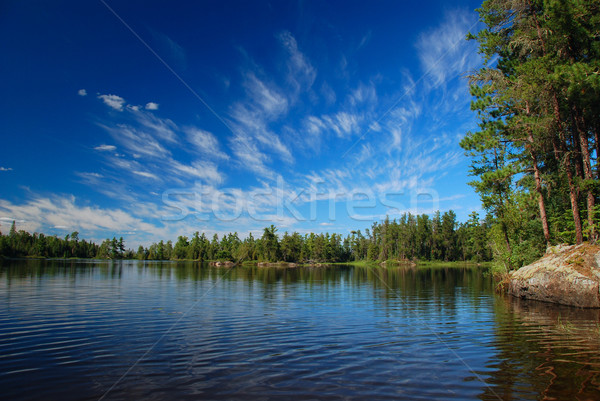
[1,261,600,400]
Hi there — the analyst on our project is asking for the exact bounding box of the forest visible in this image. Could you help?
[0,211,492,264]
[460,0,599,269]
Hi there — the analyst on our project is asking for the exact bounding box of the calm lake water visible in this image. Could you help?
[1,260,600,400]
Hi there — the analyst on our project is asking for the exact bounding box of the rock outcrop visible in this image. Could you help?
[508,243,600,308]
[209,260,235,267]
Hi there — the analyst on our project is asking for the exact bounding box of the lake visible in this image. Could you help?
[1,259,599,400]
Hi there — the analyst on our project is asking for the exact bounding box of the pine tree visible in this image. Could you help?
[463,0,599,262]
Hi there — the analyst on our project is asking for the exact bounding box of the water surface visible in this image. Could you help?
[1,259,599,400]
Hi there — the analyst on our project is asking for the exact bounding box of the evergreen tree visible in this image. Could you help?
[462,0,599,268]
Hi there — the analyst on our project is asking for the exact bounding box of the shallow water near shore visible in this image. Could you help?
[1,259,599,400]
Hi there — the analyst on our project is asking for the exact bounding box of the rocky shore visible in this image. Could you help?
[508,243,600,308]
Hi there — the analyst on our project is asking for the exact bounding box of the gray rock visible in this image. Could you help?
[508,243,600,308]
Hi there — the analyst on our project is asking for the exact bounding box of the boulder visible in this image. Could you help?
[210,260,235,267]
[508,243,600,308]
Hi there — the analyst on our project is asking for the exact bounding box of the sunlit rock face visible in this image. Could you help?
[509,243,600,308]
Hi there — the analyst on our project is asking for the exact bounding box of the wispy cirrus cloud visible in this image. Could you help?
[131,109,178,143]
[227,70,294,171]
[81,13,476,235]
[132,170,160,180]
[349,82,377,106]
[277,30,316,95]
[171,160,223,185]
[100,123,170,158]
[323,112,361,138]
[185,127,229,160]
[230,104,292,161]
[89,92,229,206]
[225,30,318,173]
[242,72,288,117]
[416,9,479,89]
[301,109,365,143]
[229,132,273,179]
[320,82,336,105]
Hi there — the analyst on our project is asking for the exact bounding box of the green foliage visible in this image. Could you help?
[0,221,101,258]
[463,0,600,267]
[1,212,495,264]
[140,211,493,264]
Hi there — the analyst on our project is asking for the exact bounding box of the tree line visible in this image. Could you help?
[461,0,599,269]
[0,211,493,263]
[0,221,135,259]
[139,211,491,263]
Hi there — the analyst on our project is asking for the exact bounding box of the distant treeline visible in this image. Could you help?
[0,210,492,263]
[0,222,135,259]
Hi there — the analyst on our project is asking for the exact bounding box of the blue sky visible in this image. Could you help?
[0,0,485,247]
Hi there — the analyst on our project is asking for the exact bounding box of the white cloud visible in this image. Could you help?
[98,94,126,111]
[416,9,479,88]
[349,82,377,106]
[230,103,293,162]
[0,217,25,223]
[78,89,87,96]
[229,133,274,178]
[369,122,381,132]
[321,112,361,137]
[390,127,403,149]
[171,160,223,184]
[133,170,160,180]
[353,143,375,166]
[131,110,177,143]
[78,172,103,179]
[296,110,365,153]
[145,102,159,110]
[185,127,229,160]
[277,31,316,94]
[0,167,13,171]
[305,116,326,136]
[99,123,170,158]
[298,116,326,153]
[94,144,116,152]
[320,82,336,104]
[243,72,288,117]
[0,195,158,235]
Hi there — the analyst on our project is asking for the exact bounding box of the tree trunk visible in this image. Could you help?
[571,123,585,181]
[565,159,584,244]
[525,103,550,245]
[536,5,583,243]
[552,93,584,244]
[531,150,550,244]
[595,126,600,180]
[573,106,597,241]
[502,221,512,269]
